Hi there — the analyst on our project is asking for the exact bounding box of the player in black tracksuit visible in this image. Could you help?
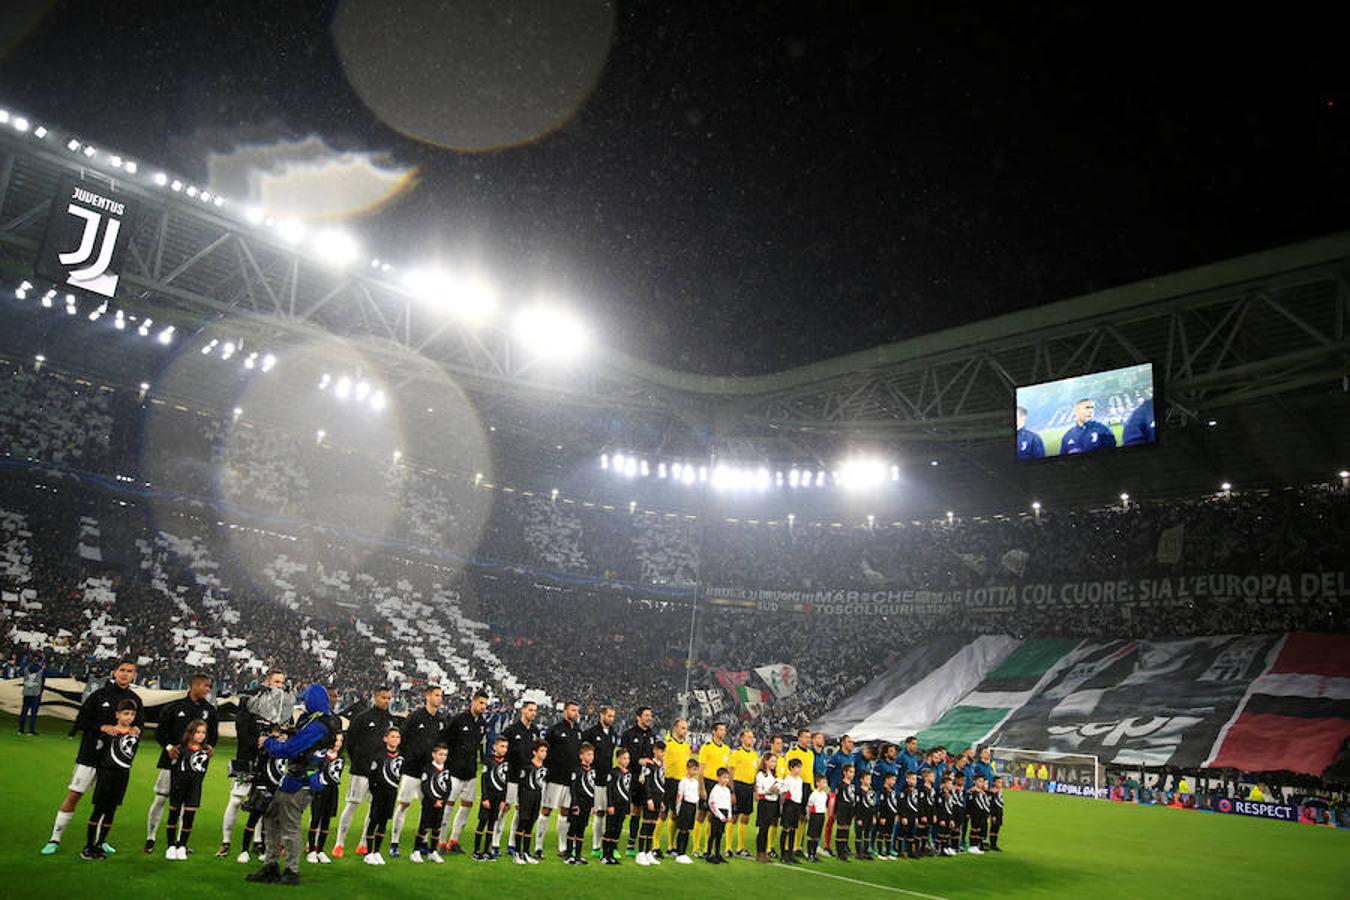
[855,773,877,859]
[989,777,1005,851]
[442,698,487,851]
[164,720,213,855]
[149,679,217,851]
[307,739,344,858]
[364,729,404,859]
[415,746,453,860]
[499,706,541,855]
[916,769,936,857]
[899,771,920,857]
[636,743,666,858]
[565,745,597,864]
[474,737,510,860]
[619,712,655,852]
[337,693,393,853]
[580,711,617,856]
[832,766,857,860]
[514,742,549,861]
[84,699,141,859]
[877,773,900,858]
[602,749,632,864]
[968,776,991,851]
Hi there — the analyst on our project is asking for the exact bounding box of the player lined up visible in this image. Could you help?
[38,669,1007,872]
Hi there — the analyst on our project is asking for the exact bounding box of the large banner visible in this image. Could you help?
[708,570,1350,616]
[754,664,799,699]
[35,176,141,299]
[986,635,1282,768]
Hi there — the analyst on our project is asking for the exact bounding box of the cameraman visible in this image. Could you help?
[245,683,339,886]
[220,670,292,861]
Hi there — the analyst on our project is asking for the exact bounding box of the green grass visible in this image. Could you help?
[0,714,1345,899]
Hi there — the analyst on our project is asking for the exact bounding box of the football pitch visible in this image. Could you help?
[0,716,1345,899]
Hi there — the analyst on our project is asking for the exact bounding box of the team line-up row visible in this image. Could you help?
[35,665,1009,884]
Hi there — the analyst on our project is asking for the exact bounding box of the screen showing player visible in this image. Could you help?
[1014,362,1156,459]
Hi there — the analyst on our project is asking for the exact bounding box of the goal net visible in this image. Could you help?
[989,746,1103,798]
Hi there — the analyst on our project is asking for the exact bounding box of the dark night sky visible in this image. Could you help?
[2,2,1346,376]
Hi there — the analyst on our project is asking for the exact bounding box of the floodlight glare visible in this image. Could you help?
[157,325,175,345]
[260,353,276,373]
[658,462,667,479]
[370,390,386,412]
[837,457,888,490]
[154,172,168,186]
[640,460,650,477]
[276,218,306,244]
[13,117,29,132]
[244,206,265,225]
[220,341,236,360]
[334,376,352,400]
[514,304,587,360]
[600,453,609,470]
[354,380,371,402]
[312,228,361,266]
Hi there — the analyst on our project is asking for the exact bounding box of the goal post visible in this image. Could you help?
[989,746,1102,798]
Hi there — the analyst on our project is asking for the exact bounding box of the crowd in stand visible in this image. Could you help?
[2,363,1349,734]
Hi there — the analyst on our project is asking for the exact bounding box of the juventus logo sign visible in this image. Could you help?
[35,176,139,299]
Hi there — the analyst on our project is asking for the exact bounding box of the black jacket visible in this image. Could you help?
[544,717,582,786]
[501,719,540,784]
[445,710,486,781]
[580,722,617,786]
[154,694,219,769]
[346,703,395,776]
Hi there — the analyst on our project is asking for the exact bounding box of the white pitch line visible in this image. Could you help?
[774,863,951,900]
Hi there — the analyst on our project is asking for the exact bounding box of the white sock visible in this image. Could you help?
[50,809,74,843]
[534,814,549,853]
[334,800,358,847]
[146,793,168,840]
[450,804,471,843]
[492,807,509,848]
[390,805,408,846]
[359,807,371,849]
[558,813,569,853]
[592,814,604,849]
[221,795,241,845]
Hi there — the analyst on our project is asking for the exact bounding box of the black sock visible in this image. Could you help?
[165,806,181,847]
[86,819,99,851]
[178,809,196,849]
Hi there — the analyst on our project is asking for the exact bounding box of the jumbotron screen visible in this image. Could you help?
[1014,362,1157,459]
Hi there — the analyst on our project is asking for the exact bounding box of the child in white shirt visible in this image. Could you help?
[753,754,781,861]
[673,760,701,863]
[706,768,734,864]
[806,775,830,862]
[778,758,805,864]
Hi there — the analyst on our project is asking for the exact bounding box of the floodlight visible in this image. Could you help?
[244,206,264,225]
[1221,482,1232,492]
[125,161,137,174]
[276,218,306,243]
[370,390,386,412]
[243,351,258,369]
[513,304,587,360]
[260,354,276,373]
[354,380,371,402]
[186,185,198,197]
[335,376,352,400]
[66,138,80,151]
[313,228,360,266]
[154,172,168,186]
[317,373,331,390]
[171,180,183,192]
[157,325,175,345]
[1031,501,1042,511]
[640,460,650,477]
[838,457,888,490]
[658,463,667,479]
[34,126,47,138]
[600,453,609,470]
[788,469,800,488]
[113,310,124,329]
[220,341,236,360]
[13,117,29,133]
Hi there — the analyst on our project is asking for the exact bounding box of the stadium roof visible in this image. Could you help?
[0,122,1347,514]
